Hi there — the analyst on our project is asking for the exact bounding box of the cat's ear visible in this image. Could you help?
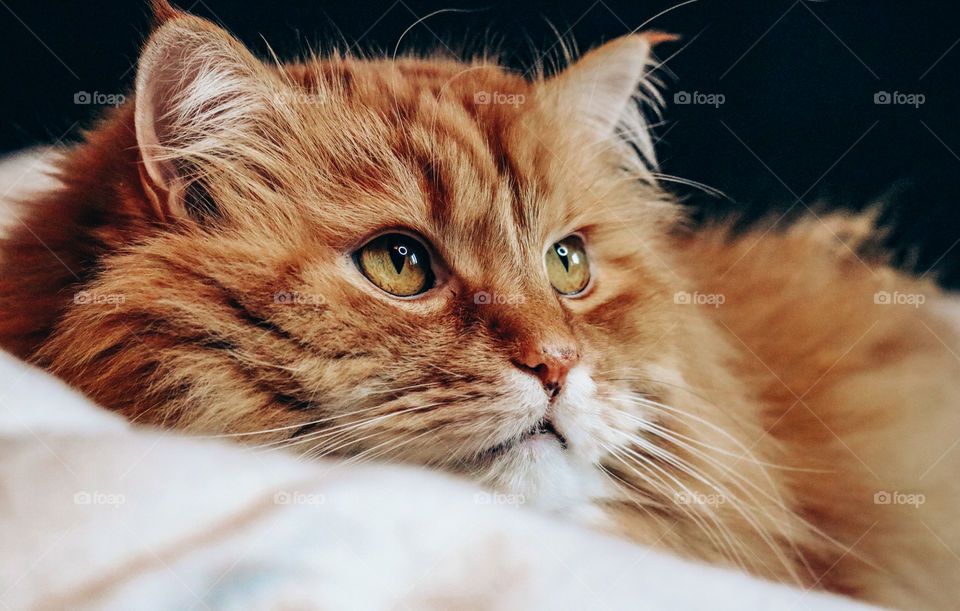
[134,9,275,220]
[538,33,674,167]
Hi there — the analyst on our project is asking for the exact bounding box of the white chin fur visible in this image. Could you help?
[483,441,609,517]
[480,366,612,519]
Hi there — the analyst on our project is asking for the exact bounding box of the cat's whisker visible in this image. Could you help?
[614,404,803,515]
[598,464,672,522]
[422,361,475,381]
[598,460,758,573]
[197,402,391,440]
[276,388,501,456]
[602,444,750,571]
[614,403,829,474]
[612,374,826,478]
[606,391,818,577]
[303,408,473,466]
[617,427,782,528]
[332,427,437,467]
[609,400,866,580]
[622,398,824,570]
[597,458,756,571]
[617,439,786,578]
[625,395,786,476]
[630,0,701,35]
[257,401,447,452]
[232,355,310,374]
[363,380,448,396]
[650,173,732,201]
[605,439,806,584]
[604,370,765,438]
[298,416,414,460]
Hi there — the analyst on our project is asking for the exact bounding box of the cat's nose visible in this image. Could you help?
[513,343,580,399]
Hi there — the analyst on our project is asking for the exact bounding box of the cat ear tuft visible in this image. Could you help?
[134,14,273,220]
[539,32,675,168]
[150,0,181,25]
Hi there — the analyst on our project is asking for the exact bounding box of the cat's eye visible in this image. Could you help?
[356,233,434,297]
[546,235,590,296]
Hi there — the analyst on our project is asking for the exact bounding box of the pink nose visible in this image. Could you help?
[513,343,580,398]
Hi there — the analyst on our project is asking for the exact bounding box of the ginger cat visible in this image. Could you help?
[0,2,957,608]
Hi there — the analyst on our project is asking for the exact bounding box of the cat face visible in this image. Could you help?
[35,13,692,513]
[248,108,677,508]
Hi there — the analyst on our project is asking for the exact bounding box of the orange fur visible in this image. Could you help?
[0,5,957,608]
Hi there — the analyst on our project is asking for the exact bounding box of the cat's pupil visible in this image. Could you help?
[555,244,571,271]
[389,244,408,274]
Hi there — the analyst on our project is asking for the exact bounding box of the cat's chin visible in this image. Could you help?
[463,367,614,517]
[476,432,610,517]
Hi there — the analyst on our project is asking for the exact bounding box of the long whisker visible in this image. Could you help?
[651,172,733,201]
[610,396,876,577]
[604,444,754,571]
[612,430,805,580]
[256,401,445,452]
[196,402,392,439]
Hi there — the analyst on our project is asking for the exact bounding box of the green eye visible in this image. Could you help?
[357,233,434,297]
[546,235,590,295]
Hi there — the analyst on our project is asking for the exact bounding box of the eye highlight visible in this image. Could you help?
[356,233,434,297]
[546,235,590,296]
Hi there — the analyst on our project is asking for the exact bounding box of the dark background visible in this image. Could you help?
[2,0,959,285]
